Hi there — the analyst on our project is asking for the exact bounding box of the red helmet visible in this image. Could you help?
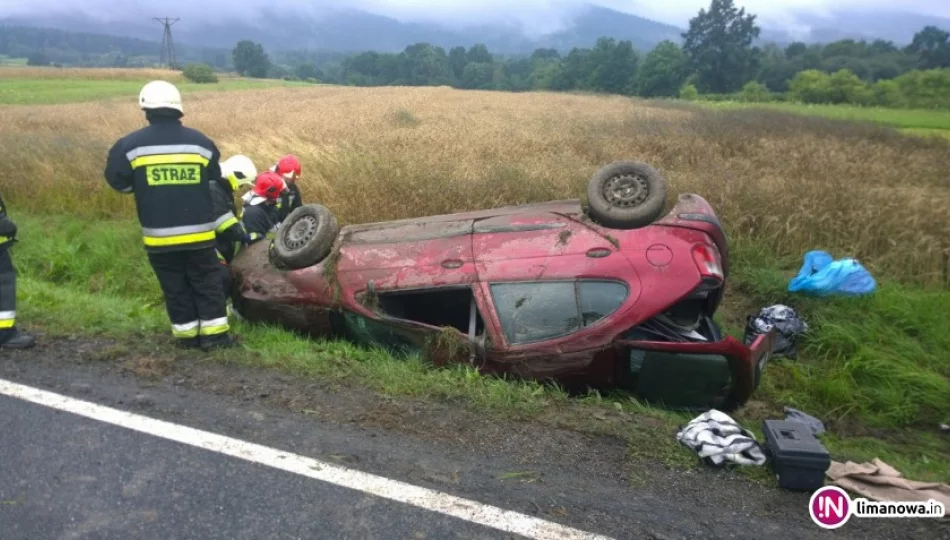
[275,154,301,179]
[252,171,286,201]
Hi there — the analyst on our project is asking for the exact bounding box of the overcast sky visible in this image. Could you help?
[0,0,948,34]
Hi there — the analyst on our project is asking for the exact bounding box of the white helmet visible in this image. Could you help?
[139,80,183,113]
[220,155,258,190]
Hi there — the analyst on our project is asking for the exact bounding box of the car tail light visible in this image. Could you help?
[692,243,724,282]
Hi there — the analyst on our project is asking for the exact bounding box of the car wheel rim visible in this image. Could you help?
[604,173,649,208]
[286,216,318,250]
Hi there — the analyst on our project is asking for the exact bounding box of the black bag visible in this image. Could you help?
[743,305,807,360]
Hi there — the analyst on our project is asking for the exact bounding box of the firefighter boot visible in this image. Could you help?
[0,328,36,350]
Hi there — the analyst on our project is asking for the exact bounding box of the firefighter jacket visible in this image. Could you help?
[104,115,222,254]
[0,191,17,250]
[277,181,302,222]
[242,203,280,244]
[210,179,247,263]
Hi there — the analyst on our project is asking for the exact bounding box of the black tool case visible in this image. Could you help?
[762,420,831,491]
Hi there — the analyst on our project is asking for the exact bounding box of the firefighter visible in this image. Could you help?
[103,80,233,351]
[271,154,303,222]
[213,155,256,311]
[241,171,285,244]
[0,191,35,350]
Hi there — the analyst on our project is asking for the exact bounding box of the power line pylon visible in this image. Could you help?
[154,17,179,69]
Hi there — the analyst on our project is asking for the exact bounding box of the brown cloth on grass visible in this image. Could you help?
[827,458,950,512]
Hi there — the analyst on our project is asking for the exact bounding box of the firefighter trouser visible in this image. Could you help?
[0,248,16,341]
[147,247,229,345]
[218,260,232,304]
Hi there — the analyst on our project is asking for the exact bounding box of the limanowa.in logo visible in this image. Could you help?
[809,486,947,529]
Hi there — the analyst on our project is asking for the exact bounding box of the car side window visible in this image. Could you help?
[578,281,628,326]
[490,280,628,345]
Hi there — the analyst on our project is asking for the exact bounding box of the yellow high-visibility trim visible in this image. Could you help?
[199,323,230,336]
[0,319,14,329]
[143,230,215,247]
[215,217,239,233]
[0,236,9,244]
[131,153,210,169]
[172,328,199,338]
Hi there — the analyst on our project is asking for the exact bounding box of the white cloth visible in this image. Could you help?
[676,409,767,467]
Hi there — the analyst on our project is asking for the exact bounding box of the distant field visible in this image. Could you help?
[699,100,950,134]
[0,66,314,105]
[0,55,27,66]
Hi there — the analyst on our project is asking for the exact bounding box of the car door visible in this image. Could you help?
[470,211,643,387]
[334,217,477,310]
[329,217,488,363]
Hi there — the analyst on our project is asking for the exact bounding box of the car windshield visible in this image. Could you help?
[489,280,628,345]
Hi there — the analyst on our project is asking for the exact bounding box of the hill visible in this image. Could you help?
[1,5,682,55]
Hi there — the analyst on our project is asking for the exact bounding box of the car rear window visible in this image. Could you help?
[490,280,628,345]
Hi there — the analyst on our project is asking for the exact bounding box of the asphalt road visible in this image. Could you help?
[1,341,946,540]
[0,394,517,540]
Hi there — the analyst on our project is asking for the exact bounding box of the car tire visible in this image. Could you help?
[271,204,339,270]
[586,161,668,230]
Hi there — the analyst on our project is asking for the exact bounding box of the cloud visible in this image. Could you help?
[0,0,948,34]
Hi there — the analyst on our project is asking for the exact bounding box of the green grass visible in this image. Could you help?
[698,100,950,133]
[0,77,313,105]
[901,127,950,140]
[8,211,950,484]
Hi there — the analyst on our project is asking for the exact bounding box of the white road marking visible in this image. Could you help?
[0,378,613,540]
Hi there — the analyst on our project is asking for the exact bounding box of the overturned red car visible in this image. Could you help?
[230,161,775,412]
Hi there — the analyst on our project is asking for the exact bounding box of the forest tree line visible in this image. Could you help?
[232,0,950,109]
[4,0,950,109]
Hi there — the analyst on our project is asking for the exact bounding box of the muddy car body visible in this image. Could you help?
[230,162,775,412]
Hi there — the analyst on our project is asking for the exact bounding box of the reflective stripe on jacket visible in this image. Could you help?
[103,116,222,253]
[210,179,247,263]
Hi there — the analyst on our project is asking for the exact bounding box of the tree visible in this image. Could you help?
[679,83,699,100]
[892,68,950,109]
[462,62,494,89]
[26,50,50,66]
[294,63,324,81]
[637,40,690,97]
[531,48,560,61]
[906,26,950,69]
[826,69,871,104]
[788,69,831,104]
[183,63,218,83]
[448,46,468,80]
[528,58,562,90]
[587,38,639,95]
[551,48,593,91]
[401,43,451,86]
[681,0,761,94]
[467,44,492,65]
[756,43,797,91]
[739,81,770,102]
[232,40,270,78]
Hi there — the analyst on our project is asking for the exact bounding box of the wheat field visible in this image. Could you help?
[1,84,948,285]
[0,67,187,81]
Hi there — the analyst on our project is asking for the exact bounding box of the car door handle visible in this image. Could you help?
[441,259,464,269]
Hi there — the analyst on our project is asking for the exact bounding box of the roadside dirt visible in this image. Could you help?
[3,333,948,539]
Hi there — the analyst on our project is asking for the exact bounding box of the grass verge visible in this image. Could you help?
[0,77,314,105]
[9,212,950,484]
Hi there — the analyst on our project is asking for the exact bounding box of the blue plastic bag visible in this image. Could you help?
[788,250,876,296]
